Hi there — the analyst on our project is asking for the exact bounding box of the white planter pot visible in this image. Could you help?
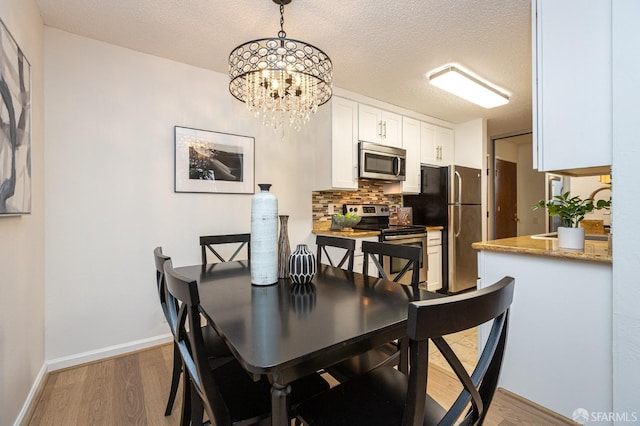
[557,226,585,250]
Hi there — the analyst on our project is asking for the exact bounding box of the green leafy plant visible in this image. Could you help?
[332,212,361,228]
[533,192,611,228]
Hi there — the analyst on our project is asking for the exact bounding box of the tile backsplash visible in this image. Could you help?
[312,179,402,222]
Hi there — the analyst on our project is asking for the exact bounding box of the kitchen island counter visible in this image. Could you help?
[474,235,612,419]
[472,235,611,263]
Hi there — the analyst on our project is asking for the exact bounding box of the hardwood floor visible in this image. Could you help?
[27,342,576,425]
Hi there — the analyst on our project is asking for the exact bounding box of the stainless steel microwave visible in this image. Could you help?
[358,141,406,181]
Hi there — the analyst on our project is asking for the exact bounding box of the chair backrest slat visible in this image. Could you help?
[200,233,251,265]
[316,235,356,272]
[403,276,515,426]
[153,247,171,323]
[361,241,422,296]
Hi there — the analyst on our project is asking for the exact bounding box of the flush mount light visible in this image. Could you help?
[228,0,333,131]
[428,64,509,109]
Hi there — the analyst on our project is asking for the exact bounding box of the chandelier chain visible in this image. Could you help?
[278,1,286,38]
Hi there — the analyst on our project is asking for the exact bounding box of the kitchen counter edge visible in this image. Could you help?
[312,222,444,238]
[471,236,612,264]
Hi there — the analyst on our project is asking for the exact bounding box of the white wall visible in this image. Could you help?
[44,28,318,363]
[612,0,640,418]
[0,1,45,424]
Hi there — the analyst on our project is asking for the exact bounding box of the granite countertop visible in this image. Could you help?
[312,221,444,238]
[472,235,612,264]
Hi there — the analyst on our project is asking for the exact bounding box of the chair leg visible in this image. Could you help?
[190,382,205,426]
[180,372,191,426]
[165,342,182,416]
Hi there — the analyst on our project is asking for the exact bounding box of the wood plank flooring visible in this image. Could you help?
[27,342,576,425]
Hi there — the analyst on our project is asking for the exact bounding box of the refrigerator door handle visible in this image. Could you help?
[454,170,462,204]
[454,204,462,237]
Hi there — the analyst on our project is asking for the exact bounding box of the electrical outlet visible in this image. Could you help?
[328,204,334,215]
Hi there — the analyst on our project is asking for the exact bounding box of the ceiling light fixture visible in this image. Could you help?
[228,0,333,131]
[428,64,509,109]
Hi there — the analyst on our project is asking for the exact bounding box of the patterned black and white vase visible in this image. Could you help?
[288,244,316,284]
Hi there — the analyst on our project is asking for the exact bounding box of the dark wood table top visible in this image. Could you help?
[175,261,441,384]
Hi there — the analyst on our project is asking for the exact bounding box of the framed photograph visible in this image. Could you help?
[174,126,255,194]
[0,18,31,215]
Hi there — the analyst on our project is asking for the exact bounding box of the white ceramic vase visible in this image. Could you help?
[557,226,585,250]
[250,184,278,285]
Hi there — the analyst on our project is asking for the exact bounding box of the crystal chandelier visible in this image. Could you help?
[228,0,333,131]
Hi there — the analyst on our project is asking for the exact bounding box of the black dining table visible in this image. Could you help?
[175,261,441,426]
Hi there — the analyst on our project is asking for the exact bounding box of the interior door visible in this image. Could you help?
[495,159,518,238]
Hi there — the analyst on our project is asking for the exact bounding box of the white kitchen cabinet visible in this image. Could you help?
[385,117,421,194]
[532,0,612,175]
[426,230,442,291]
[313,96,359,190]
[420,122,453,166]
[358,104,402,148]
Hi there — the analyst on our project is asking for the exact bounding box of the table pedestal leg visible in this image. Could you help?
[271,383,291,426]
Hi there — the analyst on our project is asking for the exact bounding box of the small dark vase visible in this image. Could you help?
[278,215,291,278]
[288,244,316,284]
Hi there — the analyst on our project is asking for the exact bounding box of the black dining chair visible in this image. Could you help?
[315,235,356,271]
[153,247,233,417]
[362,240,423,295]
[163,259,330,426]
[199,233,251,265]
[295,276,515,426]
[326,241,429,382]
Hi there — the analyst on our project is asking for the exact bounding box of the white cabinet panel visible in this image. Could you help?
[399,117,421,194]
[420,122,453,166]
[358,104,402,147]
[314,96,358,190]
[533,0,612,174]
[426,230,442,291]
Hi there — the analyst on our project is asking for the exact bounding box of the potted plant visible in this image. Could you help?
[533,192,611,249]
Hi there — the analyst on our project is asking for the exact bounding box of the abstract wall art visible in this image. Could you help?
[0,18,31,215]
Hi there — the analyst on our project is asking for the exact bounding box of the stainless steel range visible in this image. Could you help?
[344,204,428,284]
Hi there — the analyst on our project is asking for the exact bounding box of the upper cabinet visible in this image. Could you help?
[389,117,421,194]
[533,0,612,175]
[420,122,454,166]
[358,104,402,148]
[313,96,359,191]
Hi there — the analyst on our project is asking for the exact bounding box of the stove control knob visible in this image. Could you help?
[352,207,358,213]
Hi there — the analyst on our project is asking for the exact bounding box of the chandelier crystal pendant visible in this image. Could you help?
[228,0,333,131]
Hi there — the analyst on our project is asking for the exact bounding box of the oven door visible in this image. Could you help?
[381,234,428,285]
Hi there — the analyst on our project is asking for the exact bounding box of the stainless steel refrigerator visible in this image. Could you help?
[403,165,482,293]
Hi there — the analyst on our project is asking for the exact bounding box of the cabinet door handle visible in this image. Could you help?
[378,121,383,138]
[383,121,387,138]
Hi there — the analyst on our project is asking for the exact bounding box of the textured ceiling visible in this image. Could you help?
[34,0,532,136]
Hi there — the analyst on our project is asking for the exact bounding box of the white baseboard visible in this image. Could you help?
[47,333,172,372]
[13,363,47,426]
